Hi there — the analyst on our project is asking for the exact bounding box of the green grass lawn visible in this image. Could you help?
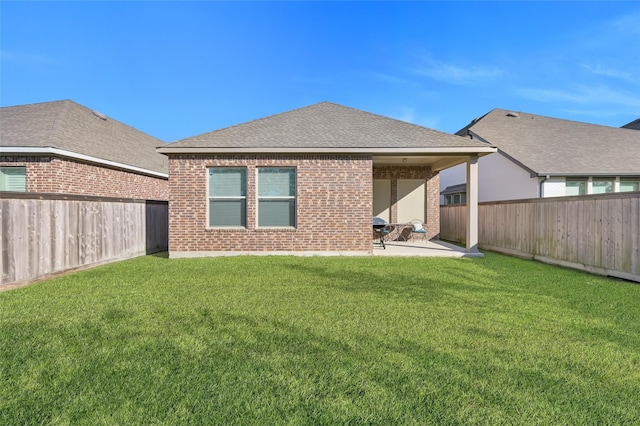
[1,253,639,425]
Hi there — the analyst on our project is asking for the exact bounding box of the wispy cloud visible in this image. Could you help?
[412,58,505,86]
[612,10,640,37]
[581,64,637,83]
[388,106,441,129]
[1,50,56,65]
[369,72,413,85]
[515,85,640,109]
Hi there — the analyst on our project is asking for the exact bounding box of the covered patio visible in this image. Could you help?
[372,150,495,255]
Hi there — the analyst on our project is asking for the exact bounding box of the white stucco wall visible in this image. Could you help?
[440,152,538,203]
[541,177,566,197]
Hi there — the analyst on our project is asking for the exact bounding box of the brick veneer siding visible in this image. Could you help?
[373,165,440,240]
[167,154,373,255]
[1,156,168,200]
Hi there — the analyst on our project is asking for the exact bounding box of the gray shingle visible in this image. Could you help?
[1,100,168,174]
[459,108,640,175]
[622,118,640,130]
[164,102,489,150]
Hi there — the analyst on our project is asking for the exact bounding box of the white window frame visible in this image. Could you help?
[565,178,587,196]
[619,178,640,193]
[591,177,614,194]
[0,166,27,192]
[257,167,297,228]
[207,167,247,228]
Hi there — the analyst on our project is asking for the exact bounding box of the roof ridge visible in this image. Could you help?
[172,102,333,143]
[172,101,467,144]
[46,100,75,148]
[322,102,466,139]
[488,107,630,131]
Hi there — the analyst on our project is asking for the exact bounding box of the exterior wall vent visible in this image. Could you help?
[92,110,107,121]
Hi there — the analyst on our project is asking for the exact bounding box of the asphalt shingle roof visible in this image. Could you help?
[164,102,489,150]
[622,118,640,130]
[1,100,168,175]
[459,108,640,175]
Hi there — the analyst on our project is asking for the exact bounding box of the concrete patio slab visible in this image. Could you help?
[372,239,484,258]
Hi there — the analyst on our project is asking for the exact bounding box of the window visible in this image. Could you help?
[592,178,614,194]
[0,166,26,192]
[208,168,246,227]
[258,167,296,227]
[565,179,586,196]
[443,193,465,205]
[620,179,639,192]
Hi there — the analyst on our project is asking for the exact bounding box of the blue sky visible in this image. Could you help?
[2,1,639,142]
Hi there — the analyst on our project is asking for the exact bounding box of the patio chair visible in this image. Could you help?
[410,219,427,242]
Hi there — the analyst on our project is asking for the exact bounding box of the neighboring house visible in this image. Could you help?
[622,119,640,130]
[0,100,168,200]
[440,108,640,203]
[441,183,466,205]
[158,102,495,256]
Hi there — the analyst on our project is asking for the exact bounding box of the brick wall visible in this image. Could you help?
[1,156,168,200]
[373,165,440,240]
[167,154,373,254]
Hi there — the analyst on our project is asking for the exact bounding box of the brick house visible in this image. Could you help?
[1,100,168,200]
[158,102,495,256]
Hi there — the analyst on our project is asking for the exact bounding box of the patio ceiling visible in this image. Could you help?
[373,152,493,172]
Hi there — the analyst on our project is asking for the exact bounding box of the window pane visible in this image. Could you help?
[258,168,295,196]
[209,168,246,197]
[0,167,26,192]
[209,200,246,227]
[592,180,613,194]
[566,180,585,196]
[259,200,295,227]
[444,195,452,205]
[453,194,461,204]
[620,181,639,192]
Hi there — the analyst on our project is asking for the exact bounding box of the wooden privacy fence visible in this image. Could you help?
[440,192,640,282]
[1,192,168,286]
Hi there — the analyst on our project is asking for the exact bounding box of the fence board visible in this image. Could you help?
[440,192,640,282]
[1,193,168,286]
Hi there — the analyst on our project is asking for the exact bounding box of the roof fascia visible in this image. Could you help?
[535,172,640,177]
[156,146,497,155]
[1,147,168,179]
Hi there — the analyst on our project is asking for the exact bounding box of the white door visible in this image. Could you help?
[397,179,424,223]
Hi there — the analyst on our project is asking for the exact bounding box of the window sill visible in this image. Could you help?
[255,227,296,232]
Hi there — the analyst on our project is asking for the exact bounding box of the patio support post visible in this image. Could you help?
[466,155,479,253]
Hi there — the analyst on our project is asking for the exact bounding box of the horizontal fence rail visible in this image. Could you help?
[1,192,168,286]
[440,192,640,282]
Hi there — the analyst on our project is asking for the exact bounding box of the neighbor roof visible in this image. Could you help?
[622,118,640,130]
[457,108,640,176]
[441,183,467,195]
[1,100,168,176]
[159,102,494,154]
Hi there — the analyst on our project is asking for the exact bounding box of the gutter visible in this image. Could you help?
[536,172,640,177]
[156,146,498,155]
[1,146,168,179]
